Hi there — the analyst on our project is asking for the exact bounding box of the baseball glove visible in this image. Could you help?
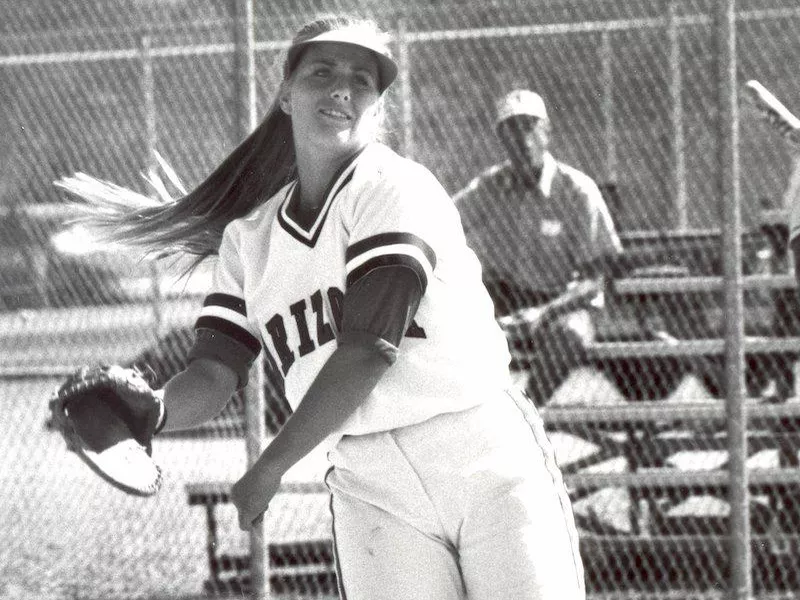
[48,364,166,496]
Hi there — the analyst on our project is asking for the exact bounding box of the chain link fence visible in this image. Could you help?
[2,0,800,598]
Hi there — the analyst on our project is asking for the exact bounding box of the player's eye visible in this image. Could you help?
[518,121,537,134]
[353,73,377,89]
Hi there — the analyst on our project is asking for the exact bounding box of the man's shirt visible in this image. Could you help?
[454,152,622,310]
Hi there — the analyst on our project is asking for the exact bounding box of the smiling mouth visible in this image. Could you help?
[319,108,351,121]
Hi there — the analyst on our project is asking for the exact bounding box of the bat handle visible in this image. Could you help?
[744,80,800,147]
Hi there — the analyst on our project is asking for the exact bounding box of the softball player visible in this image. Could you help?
[76,15,584,599]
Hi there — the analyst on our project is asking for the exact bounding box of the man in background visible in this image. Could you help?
[454,89,623,405]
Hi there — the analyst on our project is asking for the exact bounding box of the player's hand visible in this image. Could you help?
[231,463,282,530]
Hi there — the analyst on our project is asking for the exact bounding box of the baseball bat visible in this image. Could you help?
[497,278,601,335]
[743,80,800,148]
[744,81,800,276]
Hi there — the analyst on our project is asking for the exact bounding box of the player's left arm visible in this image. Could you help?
[254,267,420,464]
[231,267,423,529]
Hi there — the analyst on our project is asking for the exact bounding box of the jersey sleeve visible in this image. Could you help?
[343,165,445,296]
[187,226,262,388]
[339,266,423,364]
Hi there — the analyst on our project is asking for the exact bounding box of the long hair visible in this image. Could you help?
[55,15,390,265]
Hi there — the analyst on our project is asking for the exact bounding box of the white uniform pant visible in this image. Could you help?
[325,388,585,600]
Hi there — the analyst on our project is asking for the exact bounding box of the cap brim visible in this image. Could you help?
[287,31,398,92]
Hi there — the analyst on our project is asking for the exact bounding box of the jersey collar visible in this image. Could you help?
[277,149,363,247]
[538,152,557,197]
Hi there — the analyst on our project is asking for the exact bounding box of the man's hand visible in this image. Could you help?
[496,279,601,339]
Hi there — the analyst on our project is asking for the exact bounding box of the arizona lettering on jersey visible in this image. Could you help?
[192,142,511,442]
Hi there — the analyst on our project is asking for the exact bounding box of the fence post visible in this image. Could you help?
[233,1,266,599]
[714,2,750,600]
[669,2,687,231]
[235,0,257,135]
[244,360,268,600]
[140,35,164,339]
[601,30,616,185]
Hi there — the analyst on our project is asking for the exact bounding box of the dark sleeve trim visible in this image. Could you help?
[341,265,423,348]
[188,327,260,389]
[346,254,427,290]
[204,292,247,315]
[345,232,436,291]
[195,315,261,355]
[346,232,436,268]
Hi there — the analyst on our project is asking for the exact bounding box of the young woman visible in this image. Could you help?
[66,15,585,600]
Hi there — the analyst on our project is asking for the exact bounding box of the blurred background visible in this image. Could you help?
[2,1,800,599]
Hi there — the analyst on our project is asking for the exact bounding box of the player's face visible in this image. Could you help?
[497,115,550,171]
[282,43,383,159]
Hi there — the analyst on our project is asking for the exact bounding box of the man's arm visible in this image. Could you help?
[574,180,624,291]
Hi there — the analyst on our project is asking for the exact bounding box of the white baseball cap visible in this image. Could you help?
[495,90,548,125]
[285,24,398,92]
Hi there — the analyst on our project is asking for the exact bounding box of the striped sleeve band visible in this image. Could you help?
[194,293,261,353]
[345,233,436,292]
[188,293,262,388]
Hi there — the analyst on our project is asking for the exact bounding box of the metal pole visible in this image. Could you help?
[233,2,265,599]
[714,3,750,600]
[140,35,163,339]
[601,31,617,184]
[235,0,257,137]
[244,360,268,600]
[669,2,688,231]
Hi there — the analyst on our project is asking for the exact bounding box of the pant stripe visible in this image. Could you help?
[508,388,586,595]
[325,466,348,600]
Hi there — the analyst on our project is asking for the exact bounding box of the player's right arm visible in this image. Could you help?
[160,358,239,431]
[160,224,262,432]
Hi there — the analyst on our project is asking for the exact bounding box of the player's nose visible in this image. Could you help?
[329,76,351,102]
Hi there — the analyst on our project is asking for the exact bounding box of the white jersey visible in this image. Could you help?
[197,142,511,441]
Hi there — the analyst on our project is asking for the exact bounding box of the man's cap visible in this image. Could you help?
[495,89,548,125]
[285,24,398,92]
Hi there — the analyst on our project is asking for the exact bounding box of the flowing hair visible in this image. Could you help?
[55,14,390,266]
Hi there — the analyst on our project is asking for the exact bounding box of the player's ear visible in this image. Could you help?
[539,118,552,144]
[364,97,385,141]
[373,96,385,121]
